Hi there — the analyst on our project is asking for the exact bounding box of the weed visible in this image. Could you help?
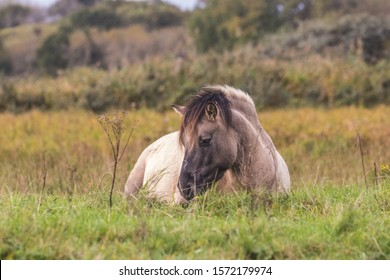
[36,150,47,213]
[97,112,133,209]
[355,129,367,187]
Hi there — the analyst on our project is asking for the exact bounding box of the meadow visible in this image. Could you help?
[1,0,390,261]
[1,107,389,259]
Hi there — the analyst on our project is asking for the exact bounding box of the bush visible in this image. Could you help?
[68,2,183,31]
[2,50,390,113]
[36,27,71,74]
[262,14,390,65]
[117,1,184,30]
[0,4,31,28]
[130,5,183,30]
[188,0,309,53]
[0,39,12,74]
[70,7,124,30]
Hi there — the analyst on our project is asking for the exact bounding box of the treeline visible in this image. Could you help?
[189,0,390,52]
[0,0,390,111]
[1,0,389,75]
[0,0,186,75]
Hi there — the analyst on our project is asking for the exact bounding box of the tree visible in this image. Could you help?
[36,27,71,74]
[0,4,31,28]
[189,0,287,52]
[0,38,12,74]
[70,6,124,30]
[48,0,82,17]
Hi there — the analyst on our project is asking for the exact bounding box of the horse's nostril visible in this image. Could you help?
[182,183,195,200]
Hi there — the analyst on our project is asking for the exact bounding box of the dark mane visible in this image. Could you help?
[179,87,232,147]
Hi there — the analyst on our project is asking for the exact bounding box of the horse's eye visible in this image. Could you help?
[199,135,212,147]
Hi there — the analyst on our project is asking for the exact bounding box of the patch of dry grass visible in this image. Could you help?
[0,106,389,196]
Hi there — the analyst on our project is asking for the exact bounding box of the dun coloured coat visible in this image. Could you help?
[125,85,290,203]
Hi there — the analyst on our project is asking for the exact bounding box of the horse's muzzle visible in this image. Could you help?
[178,181,195,201]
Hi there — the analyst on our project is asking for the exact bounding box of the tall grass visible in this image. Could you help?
[1,183,389,259]
[1,107,389,194]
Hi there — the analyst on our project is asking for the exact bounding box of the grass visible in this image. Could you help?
[0,107,390,259]
[1,183,389,259]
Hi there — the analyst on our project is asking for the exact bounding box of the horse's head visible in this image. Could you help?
[173,87,238,201]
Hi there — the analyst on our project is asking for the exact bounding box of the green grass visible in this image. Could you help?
[1,182,389,259]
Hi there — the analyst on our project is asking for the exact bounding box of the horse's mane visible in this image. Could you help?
[179,86,233,148]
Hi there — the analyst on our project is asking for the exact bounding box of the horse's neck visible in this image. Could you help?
[230,96,258,129]
[232,109,277,189]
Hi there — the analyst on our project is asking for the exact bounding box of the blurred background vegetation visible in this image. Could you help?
[1,2,389,260]
[0,0,389,112]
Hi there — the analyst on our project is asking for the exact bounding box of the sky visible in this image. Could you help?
[17,0,198,10]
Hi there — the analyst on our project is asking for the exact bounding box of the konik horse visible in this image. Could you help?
[125,85,290,203]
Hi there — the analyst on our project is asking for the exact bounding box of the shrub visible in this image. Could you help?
[70,7,124,30]
[119,1,184,30]
[0,4,31,28]
[3,51,390,113]
[36,26,72,75]
[0,39,12,74]
[188,0,309,53]
[263,14,390,65]
[134,5,183,30]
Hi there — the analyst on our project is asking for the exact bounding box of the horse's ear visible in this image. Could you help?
[172,104,185,116]
[205,103,218,121]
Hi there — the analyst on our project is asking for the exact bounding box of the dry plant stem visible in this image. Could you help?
[67,165,77,202]
[37,150,47,212]
[355,129,367,187]
[374,162,378,187]
[108,128,133,209]
[98,114,133,209]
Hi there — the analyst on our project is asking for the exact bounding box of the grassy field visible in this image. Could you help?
[1,107,390,259]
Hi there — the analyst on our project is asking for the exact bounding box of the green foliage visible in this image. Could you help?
[70,7,124,30]
[33,1,184,75]
[0,4,31,28]
[189,0,269,52]
[309,0,390,17]
[188,0,390,53]
[78,0,101,6]
[36,26,72,75]
[66,1,183,31]
[143,6,183,30]
[3,52,390,113]
[120,2,184,30]
[0,38,12,74]
[188,0,316,52]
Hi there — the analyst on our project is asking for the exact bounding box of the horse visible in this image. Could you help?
[124,85,290,203]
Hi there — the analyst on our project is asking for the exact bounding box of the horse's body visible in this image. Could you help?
[124,131,185,203]
[125,85,290,203]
